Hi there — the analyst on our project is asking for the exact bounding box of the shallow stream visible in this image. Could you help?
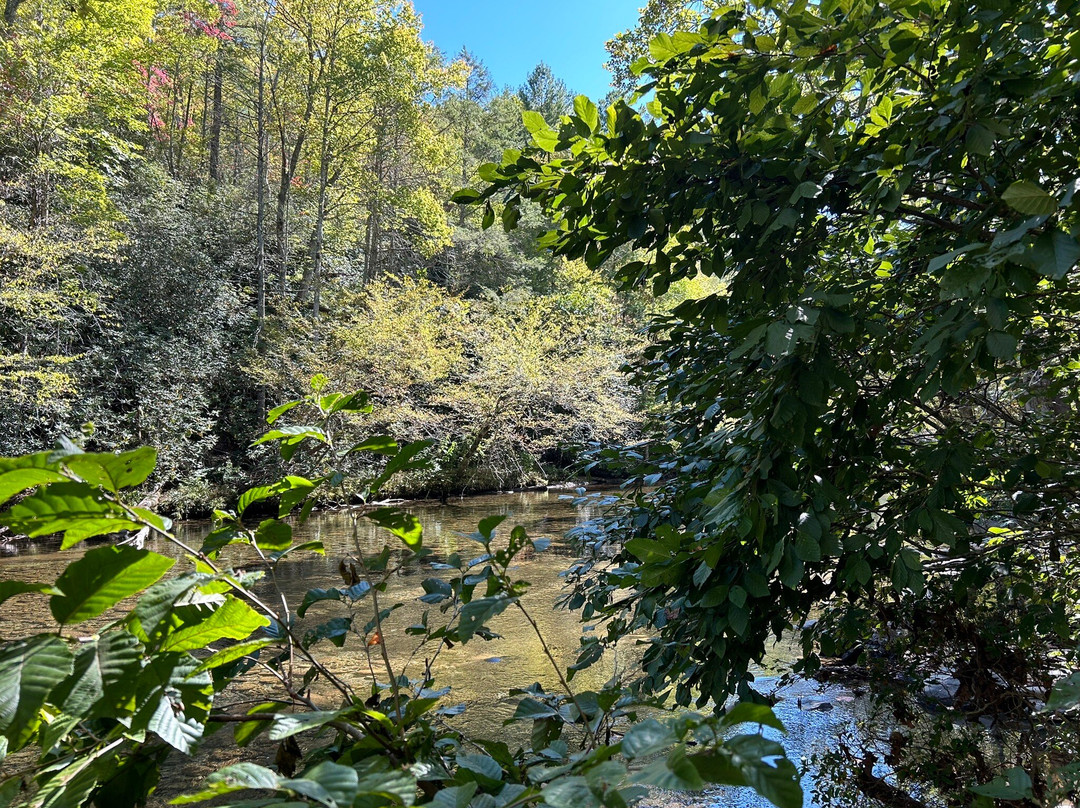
[0,489,883,807]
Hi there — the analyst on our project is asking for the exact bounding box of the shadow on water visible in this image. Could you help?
[0,488,882,807]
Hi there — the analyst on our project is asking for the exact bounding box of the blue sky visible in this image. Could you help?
[410,0,642,101]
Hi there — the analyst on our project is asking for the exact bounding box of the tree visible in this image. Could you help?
[468,0,1080,802]
[0,0,157,453]
[518,62,573,127]
[604,0,724,97]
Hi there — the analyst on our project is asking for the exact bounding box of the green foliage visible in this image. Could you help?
[251,272,641,498]
[0,393,801,808]
[467,0,1080,802]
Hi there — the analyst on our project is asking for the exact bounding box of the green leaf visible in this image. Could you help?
[158,597,269,652]
[573,95,599,133]
[1002,181,1057,215]
[0,635,72,743]
[452,188,481,204]
[1029,230,1080,279]
[0,580,60,606]
[432,783,478,808]
[986,331,1018,359]
[965,124,994,157]
[297,581,370,616]
[251,425,329,447]
[522,111,559,152]
[321,391,370,415]
[540,777,594,808]
[720,702,786,733]
[254,519,292,552]
[631,746,703,790]
[0,482,145,549]
[189,639,276,676]
[621,718,677,759]
[132,573,207,642]
[458,596,513,642]
[457,754,503,788]
[725,734,802,808]
[1046,672,1080,711]
[0,467,66,505]
[268,710,345,740]
[51,546,175,625]
[971,767,1033,800]
[52,631,142,717]
[511,697,560,720]
[64,447,158,492]
[347,435,399,456]
[366,507,422,550]
[266,399,302,425]
[477,514,507,540]
[282,760,359,807]
[304,617,352,647]
[171,763,282,804]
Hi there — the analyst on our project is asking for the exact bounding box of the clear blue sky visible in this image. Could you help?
[410,0,642,101]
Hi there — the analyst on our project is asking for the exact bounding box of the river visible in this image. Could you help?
[0,488,883,807]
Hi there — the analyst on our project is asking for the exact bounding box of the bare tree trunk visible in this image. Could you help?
[255,34,267,329]
[208,56,224,182]
[2,0,24,28]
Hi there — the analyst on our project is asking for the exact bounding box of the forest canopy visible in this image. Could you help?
[1,0,1080,807]
[0,0,637,511]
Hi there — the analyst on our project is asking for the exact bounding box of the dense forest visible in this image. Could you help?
[2,0,1080,808]
[0,0,654,513]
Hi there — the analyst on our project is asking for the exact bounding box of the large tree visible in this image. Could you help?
[468,0,1080,802]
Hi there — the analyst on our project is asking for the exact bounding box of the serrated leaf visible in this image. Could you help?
[51,546,174,625]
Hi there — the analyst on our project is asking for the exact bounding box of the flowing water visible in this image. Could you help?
[0,488,882,807]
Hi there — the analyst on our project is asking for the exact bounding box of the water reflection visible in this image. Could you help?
[0,488,875,807]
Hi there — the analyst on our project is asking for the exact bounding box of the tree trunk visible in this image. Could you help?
[2,0,23,28]
[255,34,267,329]
[208,56,224,182]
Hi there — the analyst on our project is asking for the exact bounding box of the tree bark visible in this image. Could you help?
[208,56,224,182]
[2,0,24,28]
